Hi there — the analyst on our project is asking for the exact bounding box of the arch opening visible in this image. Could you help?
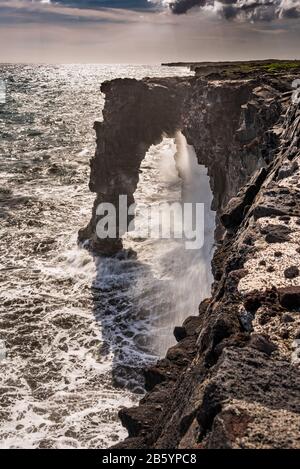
[121,131,216,356]
[90,132,216,396]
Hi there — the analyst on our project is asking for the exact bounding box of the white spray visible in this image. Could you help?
[125,132,216,356]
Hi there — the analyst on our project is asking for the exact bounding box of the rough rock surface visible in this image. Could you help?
[114,91,300,449]
[81,62,300,448]
[80,63,299,253]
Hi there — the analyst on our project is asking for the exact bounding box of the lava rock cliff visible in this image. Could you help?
[80,62,300,448]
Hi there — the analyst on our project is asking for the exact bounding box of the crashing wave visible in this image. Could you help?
[152,0,300,21]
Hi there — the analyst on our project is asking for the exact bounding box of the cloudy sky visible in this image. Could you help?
[0,0,299,63]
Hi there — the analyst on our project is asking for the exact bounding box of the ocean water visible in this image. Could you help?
[0,64,214,448]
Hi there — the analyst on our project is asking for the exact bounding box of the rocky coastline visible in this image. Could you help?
[80,61,300,448]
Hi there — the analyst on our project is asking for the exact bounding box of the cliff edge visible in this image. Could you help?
[117,95,300,449]
[80,61,300,449]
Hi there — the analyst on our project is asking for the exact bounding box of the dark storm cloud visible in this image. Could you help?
[0,0,148,25]
[1,0,300,63]
[169,0,205,14]
[4,0,299,22]
[40,0,155,10]
[166,0,300,21]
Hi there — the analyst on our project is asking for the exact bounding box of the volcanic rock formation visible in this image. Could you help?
[80,62,300,253]
[80,61,300,448]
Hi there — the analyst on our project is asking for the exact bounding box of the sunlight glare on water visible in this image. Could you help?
[0,64,214,449]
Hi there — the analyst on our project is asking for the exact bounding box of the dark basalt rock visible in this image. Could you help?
[260,224,292,243]
[115,92,299,448]
[80,69,289,253]
[220,168,267,230]
[174,326,187,342]
[119,404,162,438]
[239,309,254,332]
[182,315,203,335]
[282,313,295,323]
[248,334,277,356]
[253,204,289,219]
[279,287,300,309]
[284,266,300,279]
[277,160,299,180]
[82,63,300,448]
[200,348,300,449]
